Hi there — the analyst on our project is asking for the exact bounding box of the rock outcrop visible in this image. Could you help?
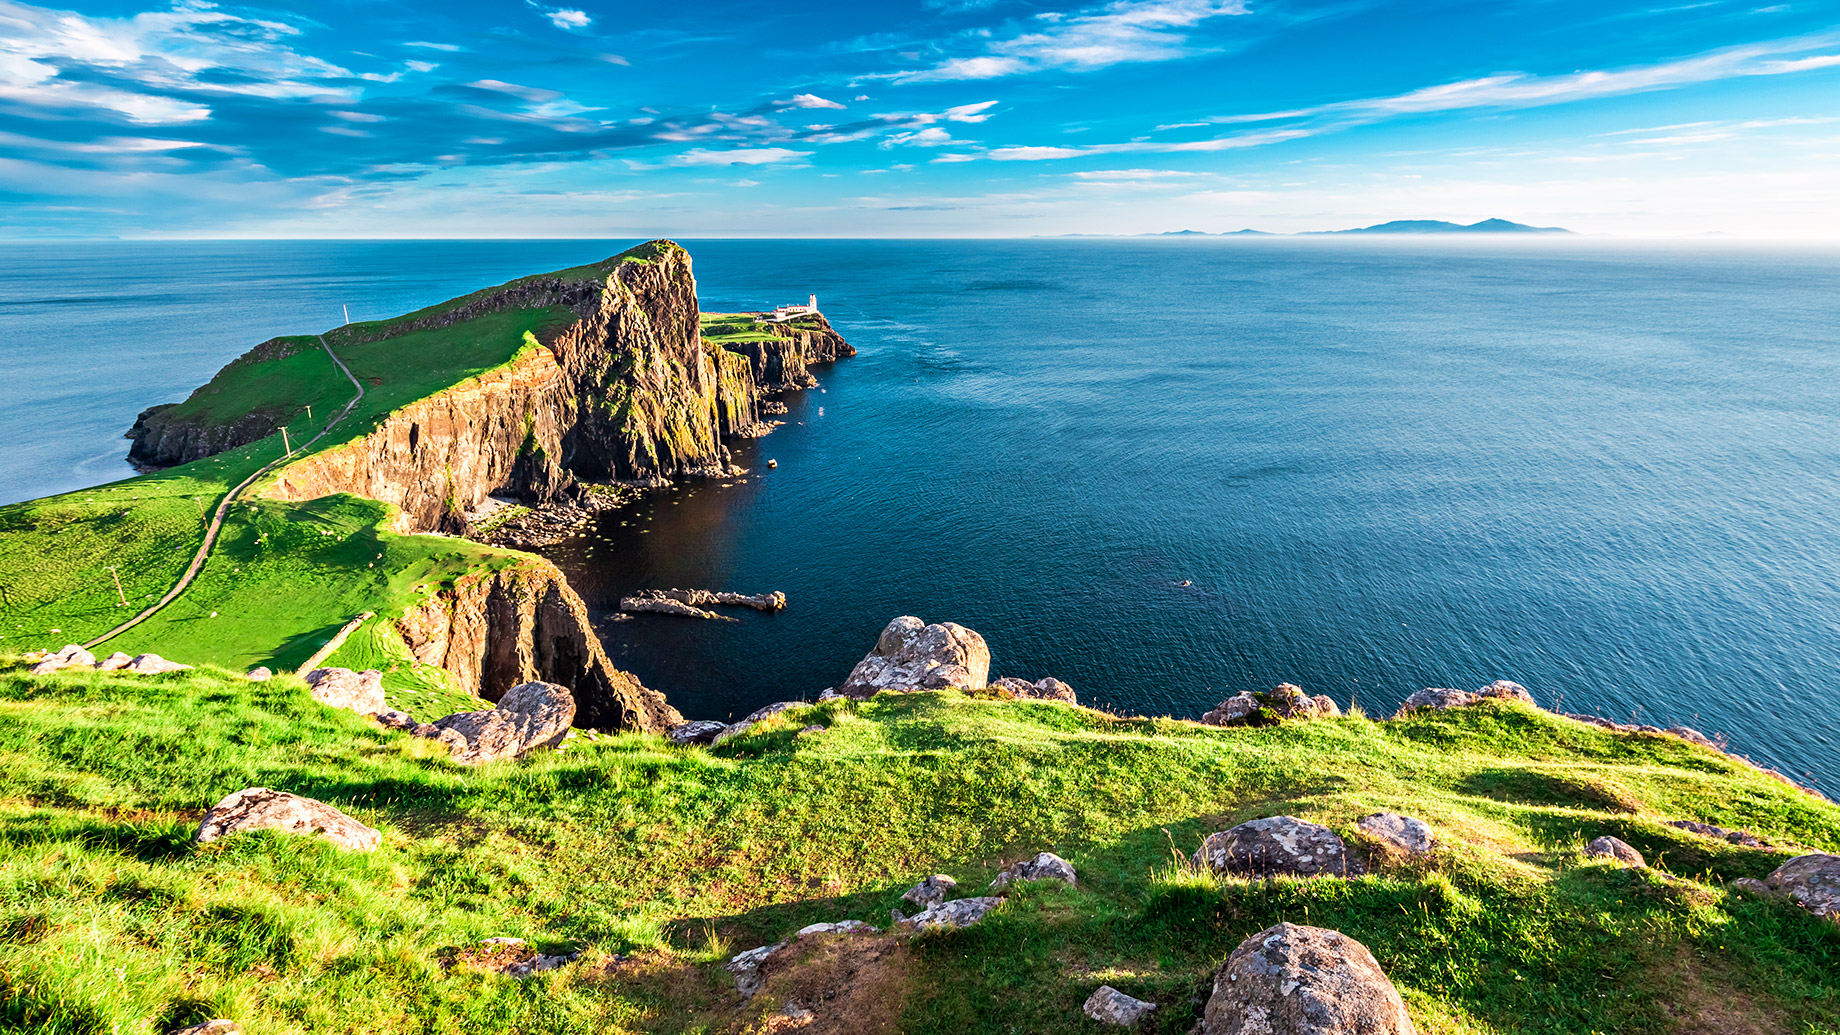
[397,558,680,732]
[1397,680,1535,716]
[1201,923,1417,1035]
[838,616,991,698]
[1755,854,1840,922]
[895,896,1003,931]
[195,787,381,852]
[992,676,1079,703]
[1194,816,1359,879]
[902,875,959,910]
[304,667,386,716]
[1202,684,1341,726]
[1084,986,1157,1026]
[383,680,575,765]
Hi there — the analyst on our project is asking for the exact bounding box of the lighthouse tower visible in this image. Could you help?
[809,293,818,311]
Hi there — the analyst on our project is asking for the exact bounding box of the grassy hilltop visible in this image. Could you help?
[0,662,1836,1034]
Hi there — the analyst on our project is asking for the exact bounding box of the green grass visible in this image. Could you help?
[0,673,1833,1035]
[699,313,783,345]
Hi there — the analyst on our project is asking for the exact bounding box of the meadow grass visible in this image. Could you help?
[0,667,1834,1034]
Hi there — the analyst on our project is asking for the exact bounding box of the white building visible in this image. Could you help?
[769,294,819,321]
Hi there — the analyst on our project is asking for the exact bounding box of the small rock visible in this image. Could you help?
[1200,923,1416,1035]
[798,724,827,735]
[742,700,807,723]
[1667,819,1770,848]
[1193,816,1359,879]
[29,644,95,674]
[374,709,417,730]
[245,666,273,681]
[304,667,386,715]
[838,616,991,698]
[1666,726,1721,750]
[728,941,787,997]
[902,874,959,910]
[124,652,191,674]
[780,1001,813,1021]
[896,896,1002,931]
[991,676,1080,704]
[1761,853,1840,922]
[174,1022,243,1035]
[1083,985,1157,1026]
[1356,812,1435,857]
[667,720,728,746]
[95,651,133,671]
[1585,836,1645,867]
[195,787,380,852]
[990,851,1078,892]
[795,920,878,936]
[1477,680,1535,705]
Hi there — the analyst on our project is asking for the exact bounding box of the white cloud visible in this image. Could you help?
[883,126,956,147]
[467,79,564,103]
[894,0,1248,82]
[669,147,812,166]
[528,3,591,30]
[405,60,438,73]
[405,41,463,52]
[783,93,845,109]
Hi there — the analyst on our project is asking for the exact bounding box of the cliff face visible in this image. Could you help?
[715,313,857,391]
[128,404,279,469]
[398,558,682,732]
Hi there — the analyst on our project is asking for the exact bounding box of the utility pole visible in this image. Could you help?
[305,404,312,421]
[106,566,127,607]
[282,426,292,457]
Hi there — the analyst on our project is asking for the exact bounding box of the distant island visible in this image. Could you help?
[1045,218,1575,238]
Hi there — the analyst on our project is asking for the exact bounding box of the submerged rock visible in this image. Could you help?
[989,852,1078,892]
[839,616,990,698]
[1201,923,1417,1035]
[195,787,380,852]
[1084,986,1157,1026]
[1194,816,1358,879]
[305,667,386,716]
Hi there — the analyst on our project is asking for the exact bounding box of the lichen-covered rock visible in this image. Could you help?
[1201,693,1263,726]
[896,896,1002,931]
[728,941,786,997]
[1477,680,1535,704]
[989,852,1078,892]
[902,874,959,910]
[992,676,1078,704]
[414,680,575,765]
[1193,816,1358,879]
[1668,819,1770,848]
[667,720,728,746]
[796,920,878,936]
[1585,836,1645,867]
[29,644,95,674]
[1356,813,1435,857]
[195,788,381,852]
[304,667,386,716]
[1084,985,1157,1026]
[1395,687,1481,714]
[838,616,990,698]
[1202,684,1338,726]
[1201,923,1416,1035]
[1761,853,1840,922]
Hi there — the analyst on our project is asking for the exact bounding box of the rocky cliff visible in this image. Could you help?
[397,558,681,732]
[716,314,856,391]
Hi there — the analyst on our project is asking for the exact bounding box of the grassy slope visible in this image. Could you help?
[0,666,1834,1035]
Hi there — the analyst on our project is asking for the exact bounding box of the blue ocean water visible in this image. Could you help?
[2,238,1836,791]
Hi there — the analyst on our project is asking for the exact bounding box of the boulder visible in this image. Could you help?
[1084,985,1157,1026]
[29,644,95,674]
[1667,819,1770,848]
[838,616,990,698]
[667,720,728,746]
[1477,680,1535,704]
[124,652,191,674]
[992,676,1079,704]
[414,681,575,765]
[1202,684,1338,726]
[1760,853,1840,922]
[95,651,133,671]
[245,666,273,681]
[1395,688,1481,714]
[1193,816,1358,879]
[989,851,1078,892]
[711,721,755,746]
[304,667,386,716]
[895,896,1002,931]
[1200,693,1263,726]
[1201,923,1416,1035]
[901,874,959,910]
[195,787,381,852]
[1356,813,1435,857]
[741,700,807,723]
[1584,836,1645,867]
[727,941,786,997]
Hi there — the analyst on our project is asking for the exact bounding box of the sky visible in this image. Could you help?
[1,0,1838,237]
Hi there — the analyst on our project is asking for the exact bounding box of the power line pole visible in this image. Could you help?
[282,426,292,457]
[106,566,127,608]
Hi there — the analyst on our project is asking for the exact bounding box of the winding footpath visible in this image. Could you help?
[86,336,365,649]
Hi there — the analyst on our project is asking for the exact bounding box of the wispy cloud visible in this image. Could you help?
[528,3,591,31]
[892,0,1249,82]
[780,93,846,110]
[669,147,812,166]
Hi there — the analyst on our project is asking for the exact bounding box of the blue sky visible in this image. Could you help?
[2,0,1837,237]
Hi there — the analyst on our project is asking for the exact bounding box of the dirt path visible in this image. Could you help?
[86,336,365,649]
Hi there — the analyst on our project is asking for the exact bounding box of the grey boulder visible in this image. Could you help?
[1356,813,1435,857]
[901,874,959,910]
[304,667,386,716]
[989,851,1078,892]
[1194,816,1358,879]
[1201,923,1417,1035]
[409,681,575,765]
[1584,836,1645,867]
[838,616,990,698]
[1083,985,1157,1026]
[667,720,728,746]
[896,896,1003,931]
[1760,853,1840,922]
[992,676,1079,704]
[195,787,380,852]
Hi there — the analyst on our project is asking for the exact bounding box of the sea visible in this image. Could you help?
[1,238,1836,791]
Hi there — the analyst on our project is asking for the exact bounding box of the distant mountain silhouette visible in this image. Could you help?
[1312,218,1572,235]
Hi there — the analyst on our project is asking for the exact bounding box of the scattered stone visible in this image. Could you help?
[1759,853,1840,922]
[29,644,95,674]
[1202,684,1340,726]
[174,1022,242,1035]
[304,667,386,716]
[245,666,273,681]
[796,920,878,936]
[991,676,1079,704]
[1193,816,1359,879]
[728,942,787,997]
[195,787,381,852]
[838,616,991,698]
[1356,812,1435,857]
[123,652,191,674]
[1084,985,1158,1027]
[1667,819,1770,848]
[742,700,808,723]
[1201,923,1417,1035]
[989,851,1078,892]
[95,651,133,671]
[1585,836,1646,867]
[667,720,728,746]
[902,874,959,910]
[799,724,827,735]
[404,681,575,765]
[896,896,1003,931]
[464,937,579,979]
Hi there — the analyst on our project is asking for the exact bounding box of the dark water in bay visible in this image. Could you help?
[2,238,1836,791]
